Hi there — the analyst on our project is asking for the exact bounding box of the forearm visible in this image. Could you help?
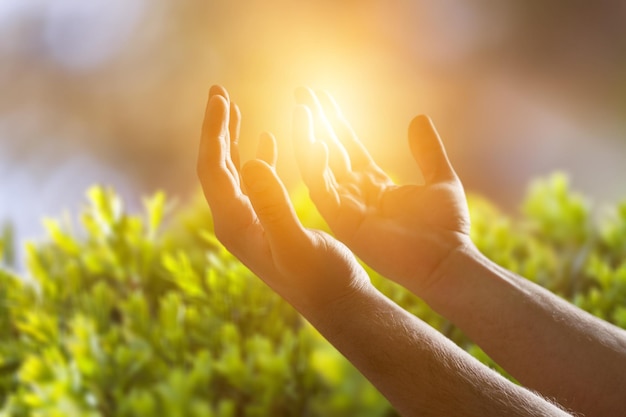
[301,283,569,417]
[421,243,626,416]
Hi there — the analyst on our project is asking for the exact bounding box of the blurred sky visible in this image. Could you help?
[1,0,626,260]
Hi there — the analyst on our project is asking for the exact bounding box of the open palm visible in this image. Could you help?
[197,86,368,313]
[293,88,471,294]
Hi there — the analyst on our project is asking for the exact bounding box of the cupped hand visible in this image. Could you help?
[293,88,471,294]
[197,85,369,313]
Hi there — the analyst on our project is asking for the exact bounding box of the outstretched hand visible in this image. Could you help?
[293,88,471,294]
[197,85,369,313]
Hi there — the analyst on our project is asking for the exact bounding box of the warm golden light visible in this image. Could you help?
[3,0,626,250]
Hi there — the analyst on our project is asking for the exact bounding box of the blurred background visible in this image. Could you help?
[1,0,626,261]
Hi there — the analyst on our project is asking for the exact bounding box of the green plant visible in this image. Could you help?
[0,173,624,416]
[0,223,15,269]
[0,187,391,417]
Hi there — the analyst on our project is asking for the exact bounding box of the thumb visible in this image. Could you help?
[408,115,456,184]
[241,159,306,248]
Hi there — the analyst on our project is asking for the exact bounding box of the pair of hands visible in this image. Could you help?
[197,85,471,312]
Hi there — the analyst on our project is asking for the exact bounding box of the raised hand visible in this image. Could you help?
[197,85,369,314]
[194,85,626,417]
[293,88,471,294]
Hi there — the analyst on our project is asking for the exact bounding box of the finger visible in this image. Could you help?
[241,159,307,249]
[294,87,351,178]
[229,102,242,170]
[309,141,341,217]
[256,132,277,167]
[408,115,457,184]
[199,89,258,249]
[207,85,239,181]
[292,106,340,215]
[209,84,229,101]
[315,89,374,170]
[197,94,239,207]
[293,105,317,183]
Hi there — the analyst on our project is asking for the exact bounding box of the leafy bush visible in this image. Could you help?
[0,173,624,416]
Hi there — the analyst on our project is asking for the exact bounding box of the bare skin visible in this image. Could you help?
[293,87,626,416]
[196,86,367,314]
[292,87,470,295]
[197,85,569,416]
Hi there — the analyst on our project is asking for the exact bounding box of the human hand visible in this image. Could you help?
[197,85,369,314]
[293,88,471,295]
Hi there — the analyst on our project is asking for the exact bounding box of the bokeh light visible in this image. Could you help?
[1,1,626,266]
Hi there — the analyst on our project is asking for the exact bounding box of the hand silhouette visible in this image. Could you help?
[293,88,471,294]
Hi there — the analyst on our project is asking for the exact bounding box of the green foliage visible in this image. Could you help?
[0,173,624,415]
[0,186,389,417]
[0,223,15,269]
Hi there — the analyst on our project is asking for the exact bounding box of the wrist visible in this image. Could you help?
[413,239,483,305]
[404,235,477,297]
[298,279,378,331]
[416,241,530,324]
